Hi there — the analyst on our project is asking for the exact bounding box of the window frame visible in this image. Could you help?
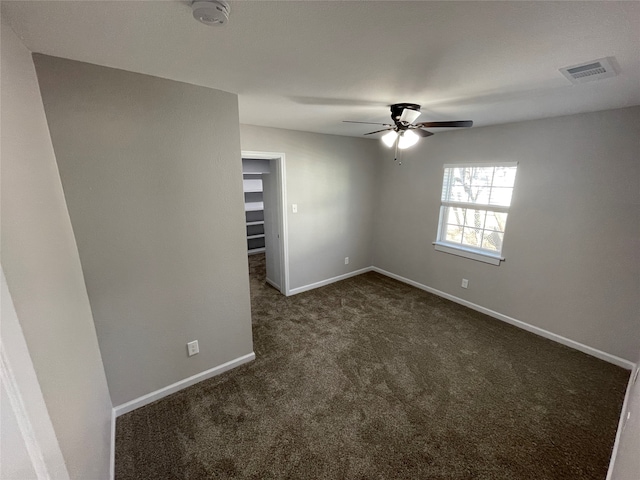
[433,162,518,265]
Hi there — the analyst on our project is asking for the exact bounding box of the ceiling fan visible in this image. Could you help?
[344,103,473,161]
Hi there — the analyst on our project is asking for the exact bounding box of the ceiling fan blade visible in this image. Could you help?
[415,120,473,128]
[413,128,434,137]
[364,128,395,135]
[343,121,393,127]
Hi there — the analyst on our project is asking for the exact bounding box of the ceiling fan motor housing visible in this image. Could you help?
[391,103,421,128]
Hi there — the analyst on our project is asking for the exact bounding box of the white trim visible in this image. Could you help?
[113,352,256,417]
[440,201,510,213]
[371,266,634,370]
[606,364,639,480]
[0,269,70,480]
[110,408,116,480]
[433,242,504,265]
[443,161,519,168]
[241,151,289,296]
[0,350,51,480]
[288,267,373,296]
[265,277,281,291]
[280,156,290,295]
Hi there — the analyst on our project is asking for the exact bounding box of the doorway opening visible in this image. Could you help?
[241,151,289,295]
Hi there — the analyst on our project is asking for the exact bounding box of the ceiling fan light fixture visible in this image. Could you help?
[398,130,419,149]
[399,108,421,124]
[381,130,398,147]
[344,103,472,160]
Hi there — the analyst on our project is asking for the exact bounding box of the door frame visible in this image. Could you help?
[241,151,290,296]
[1,268,70,480]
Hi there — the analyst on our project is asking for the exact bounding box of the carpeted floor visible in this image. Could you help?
[115,254,628,479]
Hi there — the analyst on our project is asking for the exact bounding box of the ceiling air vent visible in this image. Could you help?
[560,57,618,84]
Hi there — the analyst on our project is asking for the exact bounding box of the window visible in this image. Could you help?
[434,163,518,265]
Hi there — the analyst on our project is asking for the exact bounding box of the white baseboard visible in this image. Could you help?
[288,267,373,296]
[110,408,116,480]
[113,352,256,417]
[371,267,635,370]
[606,365,639,480]
[265,277,281,292]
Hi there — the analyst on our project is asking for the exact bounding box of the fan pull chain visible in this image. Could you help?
[393,139,403,165]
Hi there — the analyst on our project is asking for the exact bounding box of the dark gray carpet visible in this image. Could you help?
[115,254,628,479]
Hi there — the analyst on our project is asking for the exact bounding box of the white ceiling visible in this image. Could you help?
[3,1,640,138]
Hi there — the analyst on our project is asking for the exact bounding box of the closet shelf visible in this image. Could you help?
[247,234,265,240]
[244,202,264,212]
[243,178,263,193]
[246,221,265,226]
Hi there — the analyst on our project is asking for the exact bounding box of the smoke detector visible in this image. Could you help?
[192,1,230,26]
[559,57,618,84]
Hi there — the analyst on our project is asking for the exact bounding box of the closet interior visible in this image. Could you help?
[242,158,270,255]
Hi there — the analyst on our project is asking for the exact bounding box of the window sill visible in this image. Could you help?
[433,242,504,266]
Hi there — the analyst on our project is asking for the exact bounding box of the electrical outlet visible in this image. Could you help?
[187,340,199,357]
[461,279,469,289]
[345,257,349,265]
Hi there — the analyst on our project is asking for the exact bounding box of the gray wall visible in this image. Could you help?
[240,125,379,290]
[1,23,112,478]
[33,55,254,406]
[373,107,640,362]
